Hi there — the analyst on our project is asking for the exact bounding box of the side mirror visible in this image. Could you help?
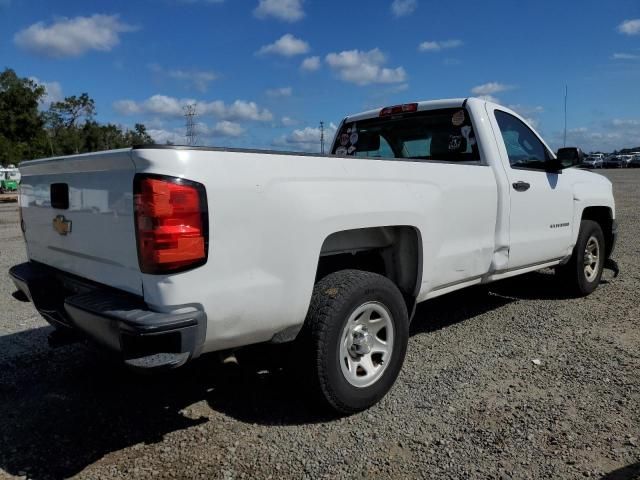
[556,147,583,169]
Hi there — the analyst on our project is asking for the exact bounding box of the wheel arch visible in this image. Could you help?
[315,225,423,316]
[581,206,615,258]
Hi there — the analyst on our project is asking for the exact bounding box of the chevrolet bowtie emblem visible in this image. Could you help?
[53,215,72,235]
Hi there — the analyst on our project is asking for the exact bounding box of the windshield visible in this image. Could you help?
[332,108,480,163]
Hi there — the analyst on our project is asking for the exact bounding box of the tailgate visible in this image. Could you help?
[18,149,142,295]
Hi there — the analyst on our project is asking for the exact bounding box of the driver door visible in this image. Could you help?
[490,109,574,270]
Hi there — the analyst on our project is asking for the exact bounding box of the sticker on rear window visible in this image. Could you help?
[461,125,472,142]
[340,134,349,146]
[449,135,462,150]
[452,110,465,126]
[335,146,348,156]
[350,132,359,145]
[348,146,356,154]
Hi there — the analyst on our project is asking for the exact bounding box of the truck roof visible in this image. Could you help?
[344,98,469,123]
[342,97,517,124]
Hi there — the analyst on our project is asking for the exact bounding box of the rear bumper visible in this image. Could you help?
[9,262,206,370]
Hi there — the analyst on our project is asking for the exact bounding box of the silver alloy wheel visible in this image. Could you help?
[583,235,600,282]
[339,301,394,388]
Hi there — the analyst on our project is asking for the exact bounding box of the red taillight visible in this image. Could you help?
[134,175,208,274]
[379,103,418,116]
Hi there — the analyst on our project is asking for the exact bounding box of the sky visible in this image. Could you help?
[1,0,639,153]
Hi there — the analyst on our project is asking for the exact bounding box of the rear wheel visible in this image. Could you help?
[557,220,605,296]
[300,270,409,414]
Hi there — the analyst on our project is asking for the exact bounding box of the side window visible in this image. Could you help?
[494,110,549,169]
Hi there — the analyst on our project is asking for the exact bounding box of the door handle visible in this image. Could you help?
[512,181,530,192]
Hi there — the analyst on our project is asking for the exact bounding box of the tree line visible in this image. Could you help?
[0,68,154,166]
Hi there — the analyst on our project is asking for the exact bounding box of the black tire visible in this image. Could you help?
[557,220,605,297]
[299,269,409,414]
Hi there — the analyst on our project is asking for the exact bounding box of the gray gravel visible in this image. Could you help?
[0,170,639,480]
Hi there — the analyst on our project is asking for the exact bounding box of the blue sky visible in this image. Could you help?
[1,0,639,152]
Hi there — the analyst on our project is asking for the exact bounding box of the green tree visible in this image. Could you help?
[49,93,95,128]
[1,68,155,163]
[126,123,153,146]
[0,69,48,165]
[46,93,97,154]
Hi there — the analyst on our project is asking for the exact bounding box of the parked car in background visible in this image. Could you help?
[0,169,20,193]
[629,154,640,168]
[604,156,624,168]
[619,155,634,168]
[581,155,604,169]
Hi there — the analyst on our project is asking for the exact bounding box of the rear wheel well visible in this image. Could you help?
[581,206,614,258]
[315,226,422,314]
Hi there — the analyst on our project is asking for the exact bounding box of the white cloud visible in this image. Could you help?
[611,118,640,127]
[113,99,142,115]
[254,0,304,22]
[617,19,640,35]
[29,77,63,106]
[552,118,640,152]
[281,116,297,126]
[612,52,639,60]
[113,95,273,121]
[210,99,273,121]
[257,33,309,56]
[300,56,321,71]
[266,86,292,97]
[145,94,190,116]
[325,48,406,86]
[391,0,417,17]
[148,128,184,144]
[148,119,244,145]
[477,95,501,104]
[206,121,245,137]
[471,82,514,96]
[273,123,338,152]
[148,64,218,92]
[168,69,218,92]
[508,104,544,116]
[14,14,137,58]
[418,39,463,52]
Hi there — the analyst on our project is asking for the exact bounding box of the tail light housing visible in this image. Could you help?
[134,174,208,274]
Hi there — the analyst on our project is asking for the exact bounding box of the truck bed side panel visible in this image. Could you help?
[132,149,498,352]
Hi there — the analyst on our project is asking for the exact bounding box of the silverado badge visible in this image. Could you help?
[53,215,72,235]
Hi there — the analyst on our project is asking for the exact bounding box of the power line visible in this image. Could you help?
[184,104,198,146]
[320,121,325,154]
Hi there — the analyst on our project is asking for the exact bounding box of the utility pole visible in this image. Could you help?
[563,85,568,147]
[320,121,325,154]
[184,104,198,146]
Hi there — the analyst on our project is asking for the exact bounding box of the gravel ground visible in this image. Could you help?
[0,170,638,480]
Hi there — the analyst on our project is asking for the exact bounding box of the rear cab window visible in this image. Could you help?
[332,107,481,164]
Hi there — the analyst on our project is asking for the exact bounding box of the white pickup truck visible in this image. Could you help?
[10,98,617,413]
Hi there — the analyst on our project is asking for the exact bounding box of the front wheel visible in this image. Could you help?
[300,270,409,414]
[557,220,605,296]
